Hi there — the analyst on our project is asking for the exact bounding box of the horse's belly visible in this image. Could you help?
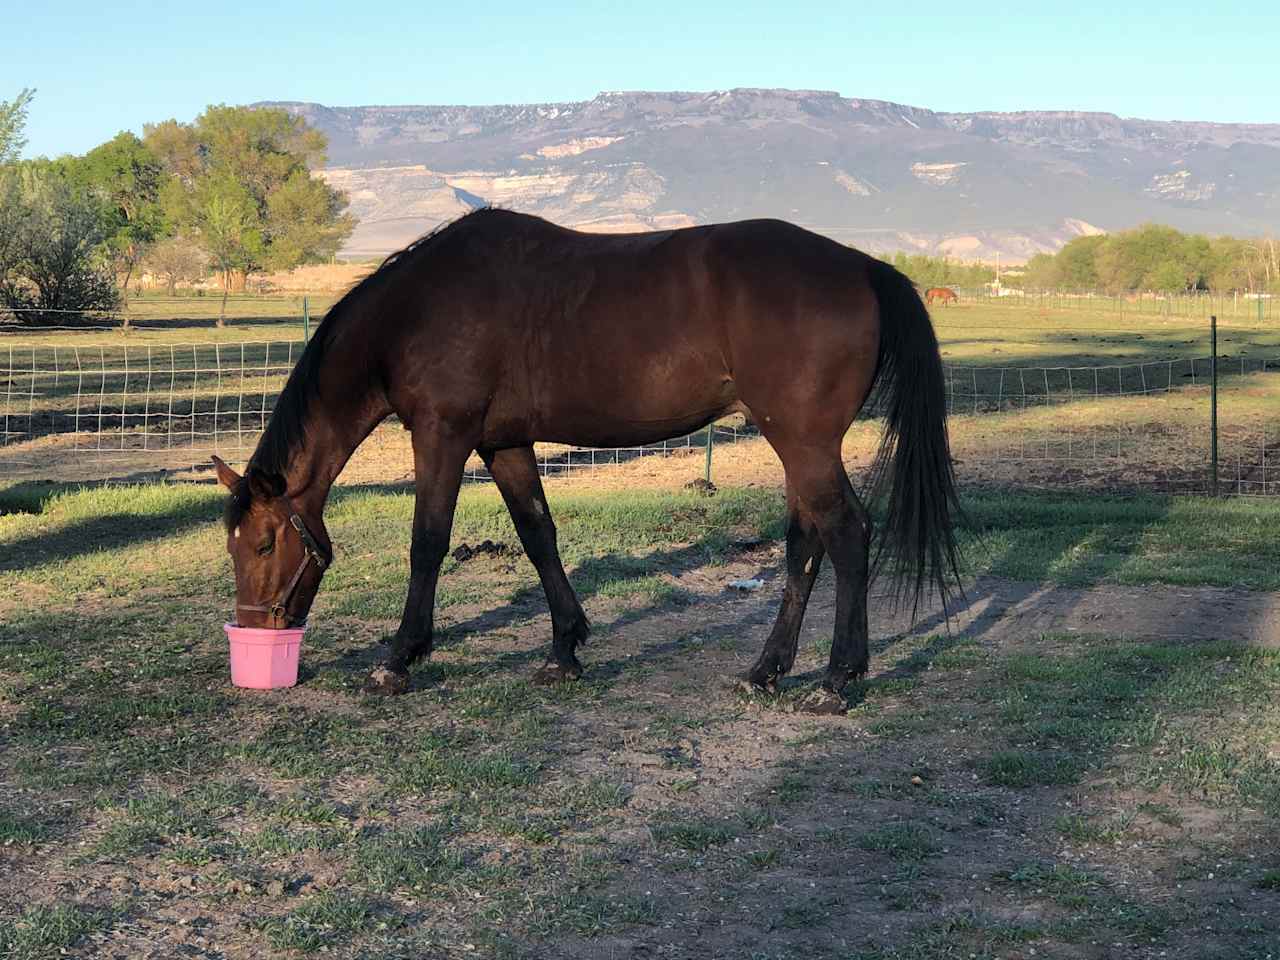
[530,351,738,448]
[536,409,729,449]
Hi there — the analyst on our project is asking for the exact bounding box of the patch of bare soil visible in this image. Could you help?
[4,540,1278,958]
[514,562,1280,959]
[366,537,1279,959]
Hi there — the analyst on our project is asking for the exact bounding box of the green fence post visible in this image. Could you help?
[1210,314,1219,497]
[303,296,310,342]
[704,424,715,484]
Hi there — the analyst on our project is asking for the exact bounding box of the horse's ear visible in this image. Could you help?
[212,456,242,490]
[246,465,286,501]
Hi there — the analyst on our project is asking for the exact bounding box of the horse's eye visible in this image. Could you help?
[256,536,275,557]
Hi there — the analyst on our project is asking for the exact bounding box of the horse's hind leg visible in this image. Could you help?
[483,446,590,684]
[773,446,872,714]
[746,480,825,691]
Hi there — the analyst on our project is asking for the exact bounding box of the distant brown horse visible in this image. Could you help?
[213,209,960,713]
[925,287,958,306]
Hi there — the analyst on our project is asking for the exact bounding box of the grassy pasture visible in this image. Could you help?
[1,481,1279,957]
[3,297,1278,490]
[3,296,1277,360]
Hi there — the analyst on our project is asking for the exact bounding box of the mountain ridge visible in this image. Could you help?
[256,89,1280,261]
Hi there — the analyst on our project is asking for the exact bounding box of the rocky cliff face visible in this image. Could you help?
[258,90,1280,261]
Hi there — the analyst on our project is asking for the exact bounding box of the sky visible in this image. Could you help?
[6,0,1278,158]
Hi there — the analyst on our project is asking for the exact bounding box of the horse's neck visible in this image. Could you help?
[282,353,390,516]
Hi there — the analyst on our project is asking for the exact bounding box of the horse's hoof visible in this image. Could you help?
[735,674,776,697]
[796,687,847,716]
[532,661,582,685]
[363,666,410,696]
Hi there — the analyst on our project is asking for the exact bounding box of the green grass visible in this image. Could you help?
[982,750,1087,787]
[651,817,736,852]
[996,861,1177,941]
[855,823,938,861]
[0,812,50,846]
[258,892,385,952]
[1,480,1279,956]
[3,485,1279,623]
[930,300,1279,369]
[958,492,1280,589]
[0,904,117,960]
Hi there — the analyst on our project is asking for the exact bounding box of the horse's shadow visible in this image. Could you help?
[329,536,783,689]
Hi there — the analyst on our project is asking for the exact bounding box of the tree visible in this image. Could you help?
[1021,252,1059,289]
[0,88,35,165]
[191,173,262,326]
[147,105,354,304]
[0,164,120,325]
[140,119,202,184]
[145,234,207,295]
[70,132,168,306]
[1052,235,1105,288]
[1147,261,1187,293]
[1001,224,1274,294]
[888,251,994,289]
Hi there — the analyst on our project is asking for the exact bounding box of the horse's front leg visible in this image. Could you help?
[482,445,590,684]
[364,430,471,695]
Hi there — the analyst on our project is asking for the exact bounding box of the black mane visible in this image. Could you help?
[245,207,497,487]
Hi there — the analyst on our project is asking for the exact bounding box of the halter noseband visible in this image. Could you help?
[235,496,330,628]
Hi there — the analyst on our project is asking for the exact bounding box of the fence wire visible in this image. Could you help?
[0,340,302,459]
[1,338,1276,495]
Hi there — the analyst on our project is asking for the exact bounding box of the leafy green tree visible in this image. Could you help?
[888,251,994,289]
[1052,235,1105,288]
[0,163,119,325]
[147,105,354,306]
[1003,224,1272,294]
[264,168,353,269]
[0,88,35,165]
[1147,261,1187,292]
[69,132,168,306]
[140,119,202,184]
[1021,252,1059,289]
[190,173,262,325]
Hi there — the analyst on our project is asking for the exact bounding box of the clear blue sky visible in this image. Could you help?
[7,0,1277,158]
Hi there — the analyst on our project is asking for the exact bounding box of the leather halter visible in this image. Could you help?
[235,496,330,628]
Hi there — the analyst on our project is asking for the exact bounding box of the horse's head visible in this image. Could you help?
[213,456,332,629]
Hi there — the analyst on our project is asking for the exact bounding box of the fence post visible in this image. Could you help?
[704,423,715,484]
[1210,314,1219,497]
[303,296,311,342]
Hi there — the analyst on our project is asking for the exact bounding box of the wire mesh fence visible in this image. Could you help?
[0,339,303,461]
[1,324,1276,495]
[949,289,1277,321]
[935,356,1279,496]
[0,297,332,329]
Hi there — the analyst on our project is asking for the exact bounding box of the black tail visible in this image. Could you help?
[864,258,963,618]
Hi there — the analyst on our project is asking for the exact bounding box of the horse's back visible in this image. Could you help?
[380,211,884,447]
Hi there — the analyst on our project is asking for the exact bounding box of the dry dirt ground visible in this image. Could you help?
[449,559,1280,960]
[3,431,1279,958]
[4,538,1277,959]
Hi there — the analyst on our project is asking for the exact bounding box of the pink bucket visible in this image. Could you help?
[224,623,304,689]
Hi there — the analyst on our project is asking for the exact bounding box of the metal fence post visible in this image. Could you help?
[704,423,714,484]
[1210,314,1219,497]
[303,296,311,343]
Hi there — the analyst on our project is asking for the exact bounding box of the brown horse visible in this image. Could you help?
[213,209,960,712]
[924,287,958,307]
